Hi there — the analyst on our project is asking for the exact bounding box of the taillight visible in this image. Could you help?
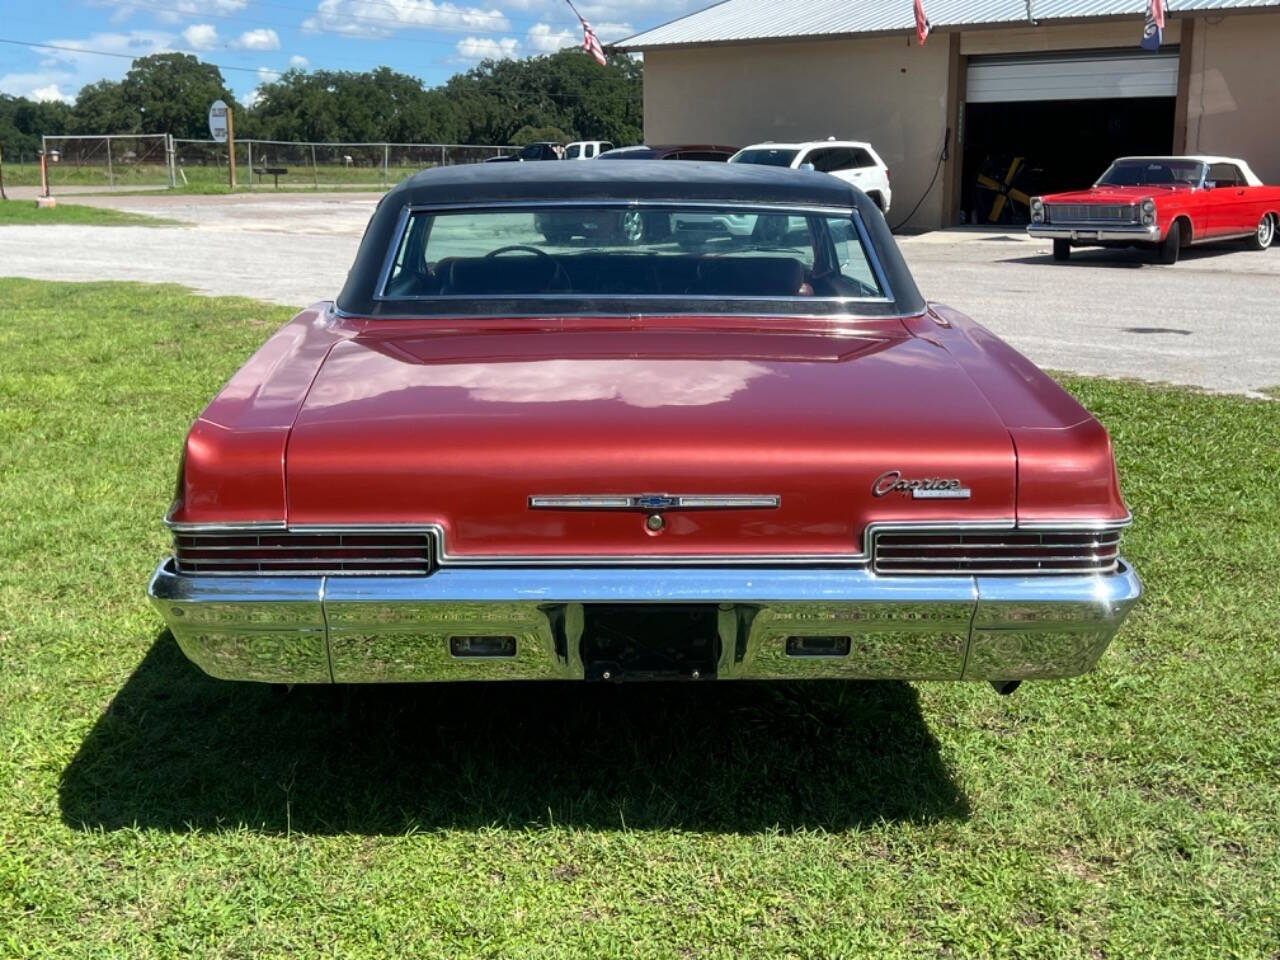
[885,167,890,182]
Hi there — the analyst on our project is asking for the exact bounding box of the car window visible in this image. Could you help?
[1097,159,1205,186]
[1208,163,1242,187]
[678,150,731,162]
[565,144,581,159]
[851,148,876,168]
[601,142,613,153]
[804,149,831,172]
[383,205,886,304]
[731,148,800,167]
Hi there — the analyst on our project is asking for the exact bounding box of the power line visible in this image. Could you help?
[0,37,284,76]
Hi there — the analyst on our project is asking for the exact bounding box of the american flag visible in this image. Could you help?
[1141,0,1165,50]
[580,15,607,65]
[913,0,931,45]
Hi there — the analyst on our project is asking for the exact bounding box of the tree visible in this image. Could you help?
[67,80,135,135]
[0,94,71,157]
[119,54,238,138]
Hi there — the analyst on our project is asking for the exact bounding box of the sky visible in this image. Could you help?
[0,0,704,104]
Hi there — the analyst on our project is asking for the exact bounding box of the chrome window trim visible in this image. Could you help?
[330,301,919,324]
[163,513,1132,570]
[372,199,894,307]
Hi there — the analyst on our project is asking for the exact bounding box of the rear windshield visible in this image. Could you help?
[731,148,800,167]
[382,205,885,303]
[1097,159,1205,186]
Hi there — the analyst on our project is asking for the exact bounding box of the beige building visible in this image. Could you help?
[619,3,1280,230]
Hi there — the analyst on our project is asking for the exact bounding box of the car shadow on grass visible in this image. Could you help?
[59,632,968,835]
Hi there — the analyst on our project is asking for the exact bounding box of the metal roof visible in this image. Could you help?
[617,0,1280,50]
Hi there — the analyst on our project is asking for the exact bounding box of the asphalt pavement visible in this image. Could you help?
[1,190,1277,396]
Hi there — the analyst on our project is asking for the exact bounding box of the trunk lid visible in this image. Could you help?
[285,322,1016,561]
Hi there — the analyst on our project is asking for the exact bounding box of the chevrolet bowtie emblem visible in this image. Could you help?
[529,494,781,511]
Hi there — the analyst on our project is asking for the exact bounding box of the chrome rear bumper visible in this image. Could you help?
[147,559,1142,684]
[1027,224,1161,243]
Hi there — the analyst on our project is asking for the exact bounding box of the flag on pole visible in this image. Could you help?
[913,0,931,45]
[580,17,607,65]
[1140,0,1165,50]
[564,0,607,65]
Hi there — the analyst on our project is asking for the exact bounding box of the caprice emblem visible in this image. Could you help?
[529,494,780,511]
[872,470,971,500]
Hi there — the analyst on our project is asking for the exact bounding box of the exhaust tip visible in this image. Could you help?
[990,679,1022,696]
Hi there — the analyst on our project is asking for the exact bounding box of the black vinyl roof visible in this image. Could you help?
[392,159,861,208]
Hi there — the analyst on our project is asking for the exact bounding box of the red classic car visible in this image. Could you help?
[1028,156,1280,263]
[148,162,1141,693]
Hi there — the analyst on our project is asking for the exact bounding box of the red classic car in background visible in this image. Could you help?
[1028,156,1280,263]
[148,162,1141,694]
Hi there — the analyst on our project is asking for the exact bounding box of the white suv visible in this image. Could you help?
[733,140,891,212]
[670,139,892,245]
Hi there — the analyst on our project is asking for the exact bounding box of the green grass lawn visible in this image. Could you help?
[0,199,177,227]
[1,277,1277,958]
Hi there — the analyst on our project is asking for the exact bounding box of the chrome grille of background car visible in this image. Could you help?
[173,531,433,576]
[1045,204,1136,223]
[871,529,1122,576]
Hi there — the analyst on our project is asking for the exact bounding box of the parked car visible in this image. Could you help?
[671,139,893,246]
[563,140,613,159]
[731,139,893,213]
[537,145,737,243]
[149,161,1141,691]
[1028,156,1280,263]
[598,144,737,161]
[488,142,564,162]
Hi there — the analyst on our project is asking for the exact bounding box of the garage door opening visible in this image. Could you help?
[960,50,1178,225]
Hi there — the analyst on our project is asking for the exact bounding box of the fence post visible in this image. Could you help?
[247,141,253,188]
[311,143,318,189]
[106,137,113,188]
[167,134,176,188]
[441,145,446,168]
[383,143,389,188]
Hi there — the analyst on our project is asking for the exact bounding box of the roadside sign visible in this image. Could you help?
[208,100,229,143]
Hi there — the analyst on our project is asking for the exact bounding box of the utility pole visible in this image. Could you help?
[226,106,237,188]
[0,144,7,201]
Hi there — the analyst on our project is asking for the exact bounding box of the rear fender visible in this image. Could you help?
[904,305,1129,523]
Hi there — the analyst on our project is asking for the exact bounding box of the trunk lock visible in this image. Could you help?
[645,513,665,532]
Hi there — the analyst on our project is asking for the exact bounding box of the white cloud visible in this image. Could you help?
[181,23,219,50]
[501,0,687,34]
[233,28,281,51]
[289,54,310,69]
[303,0,511,39]
[256,66,276,84]
[92,0,248,25]
[31,83,75,103]
[0,30,173,103]
[526,22,575,52]
[454,35,519,60]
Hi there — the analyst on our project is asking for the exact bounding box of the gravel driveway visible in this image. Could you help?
[2,191,1277,396]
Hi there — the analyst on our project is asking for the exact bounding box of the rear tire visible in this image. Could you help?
[1247,213,1275,251]
[1158,220,1182,264]
[1052,238,1070,262]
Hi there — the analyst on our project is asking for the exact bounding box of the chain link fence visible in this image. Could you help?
[39,134,175,190]
[37,135,516,192]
